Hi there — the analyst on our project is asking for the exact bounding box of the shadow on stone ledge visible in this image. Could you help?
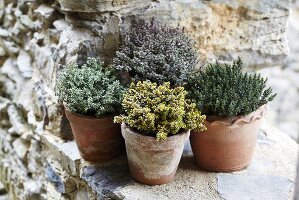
[81,164,133,199]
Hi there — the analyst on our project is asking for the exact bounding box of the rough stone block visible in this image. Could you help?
[41,132,81,175]
[46,161,76,194]
[0,0,296,199]
[16,50,32,78]
[12,138,29,160]
[78,122,297,200]
[217,174,293,200]
[81,163,132,199]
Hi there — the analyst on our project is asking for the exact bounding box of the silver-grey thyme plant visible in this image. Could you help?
[56,57,125,117]
[187,58,276,118]
[113,20,198,86]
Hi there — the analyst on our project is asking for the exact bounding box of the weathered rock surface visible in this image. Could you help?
[218,174,292,200]
[0,0,296,199]
[259,3,299,142]
[33,121,298,200]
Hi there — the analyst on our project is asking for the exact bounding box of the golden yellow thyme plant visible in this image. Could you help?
[114,81,206,140]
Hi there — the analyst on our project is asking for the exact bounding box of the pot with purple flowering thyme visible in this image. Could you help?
[187,58,276,172]
[114,81,206,185]
[56,57,125,162]
[112,20,198,86]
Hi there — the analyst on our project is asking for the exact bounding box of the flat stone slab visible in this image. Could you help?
[41,131,81,175]
[218,174,293,200]
[78,121,298,200]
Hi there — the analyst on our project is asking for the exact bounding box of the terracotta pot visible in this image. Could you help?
[190,105,267,172]
[121,123,190,185]
[65,110,124,162]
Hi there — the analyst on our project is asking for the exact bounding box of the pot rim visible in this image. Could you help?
[204,104,267,127]
[64,106,116,120]
[121,123,189,142]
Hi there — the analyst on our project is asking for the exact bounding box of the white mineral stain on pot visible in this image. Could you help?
[121,123,190,179]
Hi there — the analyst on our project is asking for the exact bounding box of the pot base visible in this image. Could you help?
[79,148,124,162]
[195,161,250,172]
[128,159,176,185]
[65,110,124,162]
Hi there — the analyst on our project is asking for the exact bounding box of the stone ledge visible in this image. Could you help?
[42,120,298,199]
[41,131,81,176]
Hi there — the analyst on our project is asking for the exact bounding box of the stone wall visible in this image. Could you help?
[259,1,299,142]
[0,0,291,199]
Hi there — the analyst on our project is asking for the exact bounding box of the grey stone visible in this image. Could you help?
[41,132,81,175]
[53,19,70,32]
[257,130,275,145]
[81,164,132,199]
[46,157,77,194]
[0,47,6,57]
[246,157,274,173]
[259,66,299,142]
[183,140,193,157]
[16,50,33,78]
[33,32,44,44]
[2,40,19,54]
[7,105,30,136]
[0,181,6,195]
[34,4,55,20]
[11,21,26,36]
[75,186,89,200]
[12,138,29,160]
[57,0,146,12]
[211,0,290,13]
[46,164,65,193]
[0,28,11,37]
[1,58,20,84]
[19,15,35,29]
[56,0,290,69]
[0,0,4,21]
[0,195,9,200]
[217,174,293,200]
[0,0,297,199]
[23,180,42,199]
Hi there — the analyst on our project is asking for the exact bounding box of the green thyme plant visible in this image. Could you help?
[113,20,198,86]
[187,58,276,117]
[114,81,206,140]
[55,57,125,117]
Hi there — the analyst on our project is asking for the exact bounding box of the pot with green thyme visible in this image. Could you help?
[187,58,276,172]
[114,81,206,185]
[56,57,125,162]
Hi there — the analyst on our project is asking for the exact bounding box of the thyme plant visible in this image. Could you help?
[113,21,198,86]
[114,81,206,140]
[187,58,276,117]
[56,57,124,117]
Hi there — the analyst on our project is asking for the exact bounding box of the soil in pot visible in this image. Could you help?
[121,123,190,185]
[190,105,267,172]
[65,110,124,162]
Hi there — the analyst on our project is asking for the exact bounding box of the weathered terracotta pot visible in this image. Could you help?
[190,105,267,172]
[121,123,190,185]
[65,110,123,162]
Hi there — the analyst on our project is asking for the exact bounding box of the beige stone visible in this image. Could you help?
[0,0,295,199]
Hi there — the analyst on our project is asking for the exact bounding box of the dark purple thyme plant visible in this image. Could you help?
[113,20,199,86]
